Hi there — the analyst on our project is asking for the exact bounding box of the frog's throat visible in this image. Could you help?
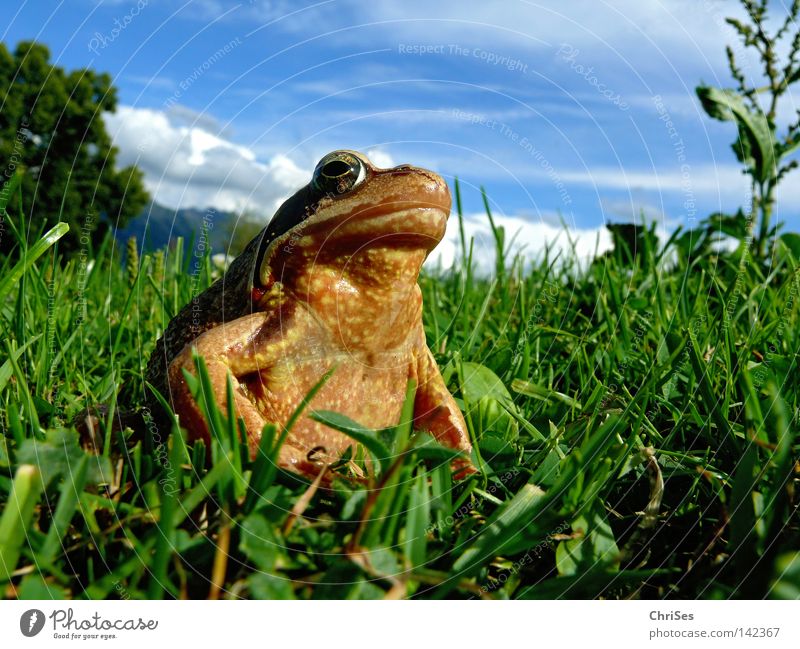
[264,246,428,351]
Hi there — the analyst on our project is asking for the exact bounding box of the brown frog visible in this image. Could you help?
[145,150,474,479]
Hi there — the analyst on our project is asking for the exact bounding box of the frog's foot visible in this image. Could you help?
[169,341,342,483]
[245,438,366,488]
[414,346,478,479]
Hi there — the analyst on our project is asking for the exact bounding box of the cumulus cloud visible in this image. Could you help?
[103,106,620,270]
[364,148,395,169]
[104,105,309,213]
[103,106,407,215]
[428,211,612,272]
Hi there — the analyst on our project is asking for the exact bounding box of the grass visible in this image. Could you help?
[1,176,799,600]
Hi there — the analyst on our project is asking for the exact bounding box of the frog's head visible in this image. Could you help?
[254,150,451,292]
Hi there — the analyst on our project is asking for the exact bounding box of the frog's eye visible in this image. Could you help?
[311,151,367,196]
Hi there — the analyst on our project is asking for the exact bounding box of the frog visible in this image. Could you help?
[145,150,475,480]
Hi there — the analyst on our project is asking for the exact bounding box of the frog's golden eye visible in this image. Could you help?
[311,151,367,196]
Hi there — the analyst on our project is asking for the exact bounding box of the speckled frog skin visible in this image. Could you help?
[145,150,474,479]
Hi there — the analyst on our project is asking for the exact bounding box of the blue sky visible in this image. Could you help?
[3,0,799,261]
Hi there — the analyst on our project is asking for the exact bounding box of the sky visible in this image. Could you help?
[2,0,799,265]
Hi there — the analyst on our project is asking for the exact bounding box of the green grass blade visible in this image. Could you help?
[0,222,68,304]
[0,465,44,583]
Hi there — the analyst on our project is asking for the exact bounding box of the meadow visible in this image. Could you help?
[1,176,799,600]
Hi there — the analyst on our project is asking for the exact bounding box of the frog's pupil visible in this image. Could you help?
[321,159,351,178]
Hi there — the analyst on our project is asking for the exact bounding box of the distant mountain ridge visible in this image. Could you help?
[114,201,265,255]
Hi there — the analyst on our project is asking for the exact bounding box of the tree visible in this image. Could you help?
[0,40,148,254]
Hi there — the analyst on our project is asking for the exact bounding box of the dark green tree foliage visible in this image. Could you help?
[0,41,148,253]
[604,222,658,270]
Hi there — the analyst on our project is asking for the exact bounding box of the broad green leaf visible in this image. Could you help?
[556,505,620,576]
[17,574,68,599]
[459,362,519,443]
[707,210,750,240]
[39,455,89,565]
[477,434,516,459]
[778,232,800,260]
[17,429,112,487]
[459,361,514,405]
[240,513,284,571]
[248,572,295,599]
[696,86,776,183]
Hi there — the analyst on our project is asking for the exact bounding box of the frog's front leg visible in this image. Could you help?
[166,309,308,465]
[413,344,477,478]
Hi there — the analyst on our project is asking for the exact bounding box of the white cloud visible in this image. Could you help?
[428,210,612,272]
[364,148,395,168]
[104,105,309,213]
[105,104,799,272]
[165,103,230,136]
[103,107,408,213]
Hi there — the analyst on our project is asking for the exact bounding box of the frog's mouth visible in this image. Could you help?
[332,203,449,249]
[299,165,451,247]
[261,209,447,268]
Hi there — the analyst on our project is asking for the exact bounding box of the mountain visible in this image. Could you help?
[114,201,265,256]
[114,202,230,252]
